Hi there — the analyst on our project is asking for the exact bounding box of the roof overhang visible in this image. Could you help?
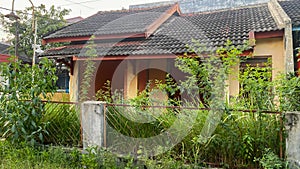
[72,54,177,61]
[249,29,284,46]
[71,49,253,61]
[42,33,146,45]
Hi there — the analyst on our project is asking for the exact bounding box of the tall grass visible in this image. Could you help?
[104,103,282,168]
[42,103,81,146]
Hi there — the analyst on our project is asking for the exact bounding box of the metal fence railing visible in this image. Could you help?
[42,101,284,167]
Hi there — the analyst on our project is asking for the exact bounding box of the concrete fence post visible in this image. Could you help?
[285,112,300,168]
[81,101,106,149]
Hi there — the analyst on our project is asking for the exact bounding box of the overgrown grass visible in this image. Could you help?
[0,140,78,169]
[105,105,283,168]
[0,140,150,169]
[42,103,81,146]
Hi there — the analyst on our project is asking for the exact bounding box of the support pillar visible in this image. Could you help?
[286,112,300,168]
[81,101,106,149]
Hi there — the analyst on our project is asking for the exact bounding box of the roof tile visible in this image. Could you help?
[41,3,279,57]
[43,4,175,40]
[279,0,300,27]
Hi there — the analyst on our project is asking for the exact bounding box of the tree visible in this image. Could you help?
[1,4,70,59]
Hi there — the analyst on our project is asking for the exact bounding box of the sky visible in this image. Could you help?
[0,0,169,19]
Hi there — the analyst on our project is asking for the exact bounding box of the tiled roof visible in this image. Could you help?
[0,42,9,54]
[153,4,278,49]
[0,42,32,63]
[66,16,84,24]
[41,3,279,57]
[279,0,300,27]
[43,4,176,40]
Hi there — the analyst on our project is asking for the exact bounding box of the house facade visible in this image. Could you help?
[40,0,298,102]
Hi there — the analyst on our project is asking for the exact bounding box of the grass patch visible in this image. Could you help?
[0,140,79,169]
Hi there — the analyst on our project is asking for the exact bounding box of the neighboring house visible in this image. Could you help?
[0,42,31,63]
[0,42,10,63]
[130,0,269,13]
[66,16,84,24]
[40,0,298,102]
[0,42,10,86]
[0,42,31,86]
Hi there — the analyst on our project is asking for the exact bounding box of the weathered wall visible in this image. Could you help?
[81,101,105,149]
[126,60,138,99]
[268,0,294,73]
[70,37,285,101]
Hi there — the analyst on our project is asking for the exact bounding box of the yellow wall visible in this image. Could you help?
[254,37,285,79]
[228,63,240,97]
[126,60,138,99]
[125,59,168,99]
[228,37,285,97]
[51,92,70,102]
[69,60,79,102]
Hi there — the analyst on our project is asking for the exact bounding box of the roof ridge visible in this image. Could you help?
[182,2,268,16]
[96,3,177,14]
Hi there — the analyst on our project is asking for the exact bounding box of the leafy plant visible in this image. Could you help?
[0,4,70,58]
[0,57,57,144]
[276,72,300,112]
[0,140,79,169]
[255,148,286,169]
[238,59,274,111]
[42,103,80,146]
[80,37,97,102]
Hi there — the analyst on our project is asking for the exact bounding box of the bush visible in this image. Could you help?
[0,57,57,144]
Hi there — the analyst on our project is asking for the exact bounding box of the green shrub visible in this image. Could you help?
[0,57,57,144]
[255,148,287,169]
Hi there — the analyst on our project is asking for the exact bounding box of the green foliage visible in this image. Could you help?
[0,140,144,169]
[80,37,97,102]
[0,57,57,144]
[81,147,99,168]
[175,40,245,107]
[42,103,80,146]
[238,60,275,110]
[276,72,300,112]
[143,151,195,169]
[0,4,70,58]
[92,40,293,168]
[0,140,77,169]
[96,80,114,103]
[255,148,287,169]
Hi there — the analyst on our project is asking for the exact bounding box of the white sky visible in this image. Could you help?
[0,0,169,19]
